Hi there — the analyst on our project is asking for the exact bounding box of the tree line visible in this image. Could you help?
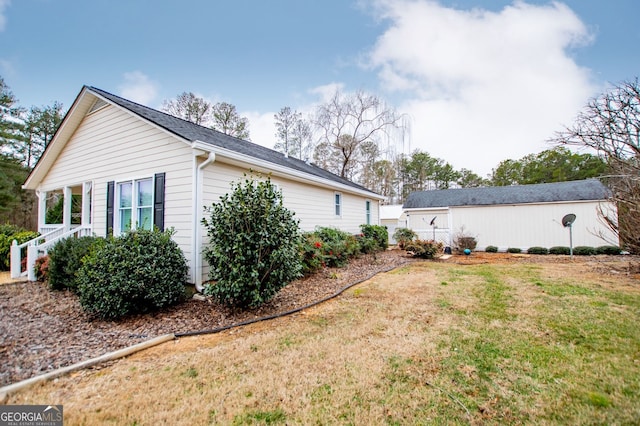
[2,75,636,254]
[0,77,64,228]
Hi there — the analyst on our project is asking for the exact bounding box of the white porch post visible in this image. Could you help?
[37,190,47,233]
[82,181,92,228]
[63,186,72,232]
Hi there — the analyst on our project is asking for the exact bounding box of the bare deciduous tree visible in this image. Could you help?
[211,102,250,140]
[551,78,640,254]
[313,90,404,180]
[161,92,212,126]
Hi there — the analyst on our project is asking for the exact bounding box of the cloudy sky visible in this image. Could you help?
[1,0,638,176]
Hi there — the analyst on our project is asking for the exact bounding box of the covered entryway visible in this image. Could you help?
[10,181,93,280]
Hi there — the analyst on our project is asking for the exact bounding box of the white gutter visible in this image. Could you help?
[192,149,216,292]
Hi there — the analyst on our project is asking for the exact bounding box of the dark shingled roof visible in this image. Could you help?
[403,179,610,209]
[87,86,376,195]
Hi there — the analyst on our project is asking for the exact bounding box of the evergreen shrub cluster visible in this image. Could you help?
[485,245,499,253]
[300,225,388,275]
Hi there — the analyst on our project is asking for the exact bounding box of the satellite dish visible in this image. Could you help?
[561,214,576,228]
[429,216,437,226]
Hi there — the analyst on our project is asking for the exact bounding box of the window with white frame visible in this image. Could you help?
[365,200,371,225]
[117,178,153,233]
[335,193,342,217]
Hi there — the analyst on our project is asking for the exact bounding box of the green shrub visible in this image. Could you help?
[549,246,571,255]
[527,246,549,255]
[202,177,302,309]
[485,245,498,253]
[507,247,522,253]
[596,245,621,255]
[77,229,188,320]
[359,224,388,252]
[300,232,325,276]
[34,255,49,282]
[0,229,40,271]
[313,227,360,267]
[393,227,417,249]
[404,239,444,259]
[48,235,104,291]
[573,246,597,256]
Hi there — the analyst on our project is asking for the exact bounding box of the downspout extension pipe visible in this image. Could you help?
[194,150,216,292]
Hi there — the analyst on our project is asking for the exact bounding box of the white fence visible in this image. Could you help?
[10,225,92,281]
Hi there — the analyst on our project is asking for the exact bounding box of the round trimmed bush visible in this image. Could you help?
[549,246,571,255]
[573,246,597,256]
[527,246,549,255]
[48,235,104,291]
[507,247,522,253]
[485,245,498,253]
[596,245,621,255]
[77,229,188,320]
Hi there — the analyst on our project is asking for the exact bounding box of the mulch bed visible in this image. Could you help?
[0,250,415,388]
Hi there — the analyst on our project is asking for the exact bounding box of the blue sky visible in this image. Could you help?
[1,0,638,176]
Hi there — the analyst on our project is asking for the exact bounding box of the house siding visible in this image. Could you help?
[449,201,617,251]
[37,105,196,263]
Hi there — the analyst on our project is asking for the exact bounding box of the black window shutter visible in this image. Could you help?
[106,181,114,236]
[153,172,166,232]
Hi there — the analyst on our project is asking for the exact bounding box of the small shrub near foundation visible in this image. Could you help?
[507,247,522,253]
[527,246,549,255]
[393,227,417,249]
[48,235,104,291]
[596,245,621,255]
[549,246,571,255]
[359,224,388,252]
[77,229,188,320]
[404,239,444,259]
[485,245,498,253]
[573,246,597,256]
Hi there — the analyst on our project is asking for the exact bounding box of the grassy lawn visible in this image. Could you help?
[6,260,640,425]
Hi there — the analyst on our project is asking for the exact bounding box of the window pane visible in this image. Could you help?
[119,208,132,232]
[137,179,153,207]
[335,194,341,216]
[119,182,132,208]
[138,207,153,230]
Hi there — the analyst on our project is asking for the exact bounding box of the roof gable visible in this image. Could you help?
[403,180,611,209]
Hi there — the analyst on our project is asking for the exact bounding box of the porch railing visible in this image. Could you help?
[10,225,92,281]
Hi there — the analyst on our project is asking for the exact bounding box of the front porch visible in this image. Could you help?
[10,182,93,281]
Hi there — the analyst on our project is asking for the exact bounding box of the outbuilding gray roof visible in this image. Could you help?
[403,179,611,209]
[87,86,376,195]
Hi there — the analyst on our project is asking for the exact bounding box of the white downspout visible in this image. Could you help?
[193,150,216,292]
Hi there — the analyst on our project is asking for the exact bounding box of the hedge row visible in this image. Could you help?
[484,245,621,255]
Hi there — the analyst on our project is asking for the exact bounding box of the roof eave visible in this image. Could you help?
[191,140,384,200]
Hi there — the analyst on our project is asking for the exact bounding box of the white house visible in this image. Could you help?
[403,179,618,251]
[13,86,384,288]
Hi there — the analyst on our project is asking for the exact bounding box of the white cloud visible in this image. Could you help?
[118,71,158,105]
[0,0,10,31]
[243,110,277,148]
[368,0,596,176]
